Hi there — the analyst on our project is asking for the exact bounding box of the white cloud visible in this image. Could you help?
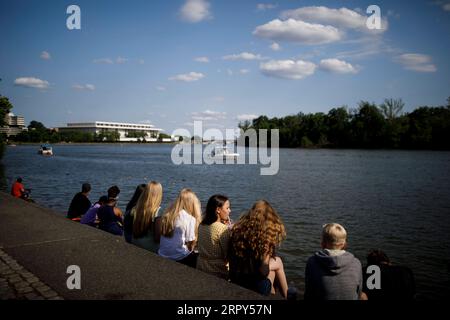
[92,57,128,64]
[319,59,358,74]
[253,19,341,45]
[227,69,233,76]
[237,114,258,121]
[195,56,210,63]
[395,54,437,73]
[280,6,388,33]
[169,72,205,82]
[260,59,316,80]
[443,3,450,11]
[93,58,114,64]
[116,57,128,64]
[140,120,152,124]
[180,0,212,23]
[222,52,266,61]
[257,3,278,11]
[14,77,50,89]
[138,59,145,65]
[156,86,166,91]
[270,42,281,51]
[335,37,399,60]
[240,69,250,74]
[40,51,51,60]
[191,110,227,121]
[72,84,96,91]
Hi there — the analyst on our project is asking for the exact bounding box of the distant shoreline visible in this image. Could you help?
[6,142,177,146]
[6,142,450,152]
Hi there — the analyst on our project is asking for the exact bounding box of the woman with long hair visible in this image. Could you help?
[158,188,201,268]
[131,181,163,253]
[196,195,231,279]
[123,183,146,243]
[229,200,289,298]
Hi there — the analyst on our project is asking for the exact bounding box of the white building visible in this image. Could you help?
[58,121,163,142]
[0,112,27,137]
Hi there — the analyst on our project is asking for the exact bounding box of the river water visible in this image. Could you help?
[2,144,450,299]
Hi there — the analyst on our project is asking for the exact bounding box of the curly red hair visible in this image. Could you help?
[231,200,286,260]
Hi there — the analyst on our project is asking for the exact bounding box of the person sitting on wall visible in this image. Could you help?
[158,188,202,268]
[67,183,92,221]
[304,223,363,300]
[123,184,147,243]
[11,177,30,200]
[131,181,163,253]
[228,200,289,298]
[80,195,108,228]
[97,185,124,236]
[196,194,232,280]
[362,249,416,300]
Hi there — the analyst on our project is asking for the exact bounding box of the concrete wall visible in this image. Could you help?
[0,192,266,300]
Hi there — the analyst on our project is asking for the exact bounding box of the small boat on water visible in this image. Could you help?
[38,144,53,156]
[211,145,239,160]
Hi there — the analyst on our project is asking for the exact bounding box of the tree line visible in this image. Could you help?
[239,98,450,150]
[3,94,450,149]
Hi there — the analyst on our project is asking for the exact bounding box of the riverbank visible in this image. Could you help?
[6,141,178,146]
[0,192,265,300]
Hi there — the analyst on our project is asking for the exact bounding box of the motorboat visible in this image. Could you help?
[211,145,239,160]
[38,144,53,156]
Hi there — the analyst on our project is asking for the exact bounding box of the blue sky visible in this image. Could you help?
[0,0,449,134]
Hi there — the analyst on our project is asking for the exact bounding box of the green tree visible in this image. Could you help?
[326,107,351,148]
[379,99,407,148]
[126,130,146,139]
[97,130,120,142]
[0,96,13,128]
[158,133,171,142]
[350,101,387,148]
[379,98,405,121]
[28,120,46,131]
[0,96,13,147]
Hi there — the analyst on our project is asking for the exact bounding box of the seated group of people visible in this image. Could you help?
[65,182,416,300]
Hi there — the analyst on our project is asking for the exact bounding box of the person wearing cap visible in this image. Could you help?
[97,185,124,236]
[67,183,92,221]
[304,223,363,300]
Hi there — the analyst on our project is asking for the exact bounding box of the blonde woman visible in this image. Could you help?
[229,200,289,298]
[197,195,231,279]
[158,188,201,268]
[131,181,163,253]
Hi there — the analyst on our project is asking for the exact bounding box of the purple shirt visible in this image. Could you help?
[80,203,101,227]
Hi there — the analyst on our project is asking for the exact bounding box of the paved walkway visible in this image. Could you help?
[0,192,265,300]
[0,248,63,300]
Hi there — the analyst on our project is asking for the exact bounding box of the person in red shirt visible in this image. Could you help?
[11,177,26,198]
